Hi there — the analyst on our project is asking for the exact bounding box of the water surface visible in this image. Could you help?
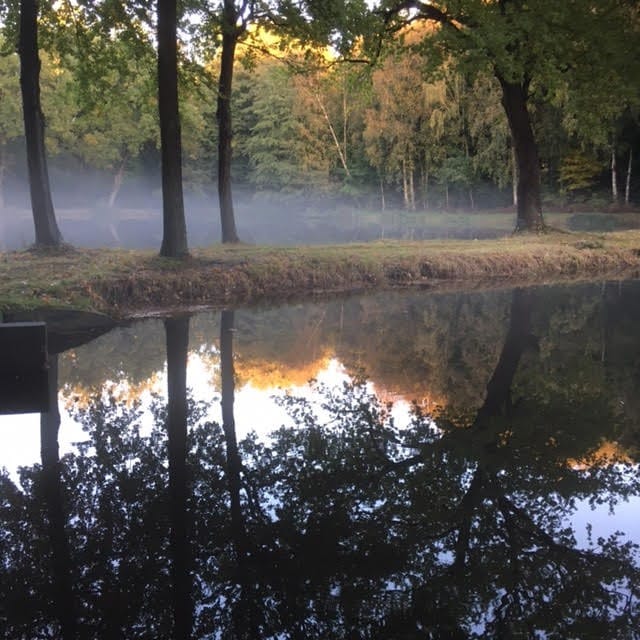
[1,281,639,638]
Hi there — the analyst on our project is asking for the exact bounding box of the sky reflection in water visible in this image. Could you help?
[1,282,639,638]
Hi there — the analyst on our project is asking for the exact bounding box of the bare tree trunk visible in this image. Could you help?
[342,78,349,177]
[19,0,63,248]
[511,143,518,207]
[625,147,632,205]
[498,77,544,231]
[0,146,6,210]
[423,163,429,209]
[611,147,618,204]
[379,174,386,211]
[107,156,127,208]
[157,0,189,257]
[311,89,352,179]
[402,158,410,209]
[408,160,416,211]
[217,0,240,244]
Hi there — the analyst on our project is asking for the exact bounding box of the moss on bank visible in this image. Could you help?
[2,231,640,318]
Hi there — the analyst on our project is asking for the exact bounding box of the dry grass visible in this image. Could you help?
[2,230,640,318]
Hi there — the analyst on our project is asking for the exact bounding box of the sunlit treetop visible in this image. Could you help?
[371,0,640,87]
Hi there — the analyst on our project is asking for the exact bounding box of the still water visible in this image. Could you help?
[1,282,639,639]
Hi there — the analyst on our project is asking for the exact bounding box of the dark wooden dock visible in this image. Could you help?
[0,322,49,415]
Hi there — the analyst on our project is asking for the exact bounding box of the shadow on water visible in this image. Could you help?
[0,283,639,638]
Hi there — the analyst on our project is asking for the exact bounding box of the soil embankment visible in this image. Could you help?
[2,231,640,318]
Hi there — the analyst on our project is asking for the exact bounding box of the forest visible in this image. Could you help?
[1,1,640,252]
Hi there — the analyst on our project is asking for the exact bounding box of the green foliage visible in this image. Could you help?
[0,49,21,143]
[371,0,640,208]
[1,0,639,214]
[559,151,603,193]
[0,47,22,205]
[467,72,512,189]
[234,60,334,191]
[436,154,474,188]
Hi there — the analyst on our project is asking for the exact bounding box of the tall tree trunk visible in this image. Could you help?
[107,155,127,208]
[0,146,6,210]
[611,147,618,204]
[40,355,77,639]
[157,0,189,257]
[312,89,352,179]
[408,160,416,211]
[342,82,348,172]
[423,163,429,210]
[379,174,386,211]
[625,148,632,205]
[402,158,410,209]
[217,1,240,244]
[498,77,544,231]
[19,0,63,248]
[164,316,192,639]
[511,143,518,208]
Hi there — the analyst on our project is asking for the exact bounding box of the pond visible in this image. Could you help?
[1,281,639,638]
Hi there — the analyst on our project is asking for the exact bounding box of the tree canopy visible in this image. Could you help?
[1,0,639,249]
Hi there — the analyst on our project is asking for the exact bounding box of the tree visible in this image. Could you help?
[375,0,639,231]
[81,65,156,210]
[234,59,333,192]
[58,0,188,253]
[215,0,243,243]
[158,0,189,257]
[294,66,356,186]
[199,0,371,242]
[18,0,63,248]
[467,72,515,206]
[364,49,429,210]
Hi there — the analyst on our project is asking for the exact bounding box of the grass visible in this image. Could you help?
[2,230,640,318]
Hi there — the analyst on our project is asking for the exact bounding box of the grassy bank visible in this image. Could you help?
[2,230,640,318]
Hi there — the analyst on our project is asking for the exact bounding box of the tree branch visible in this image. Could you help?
[379,0,463,31]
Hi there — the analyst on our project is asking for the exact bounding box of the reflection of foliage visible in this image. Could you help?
[59,320,167,393]
[10,281,638,635]
[1,370,638,637]
[257,377,640,638]
[57,282,640,434]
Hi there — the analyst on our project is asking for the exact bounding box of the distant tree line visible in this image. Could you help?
[0,1,639,253]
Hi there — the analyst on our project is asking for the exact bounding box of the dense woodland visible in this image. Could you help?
[1,1,639,251]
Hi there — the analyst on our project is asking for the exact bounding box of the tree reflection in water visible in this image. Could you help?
[165,316,192,640]
[1,289,639,639]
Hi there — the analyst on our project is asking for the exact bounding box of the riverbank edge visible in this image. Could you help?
[2,231,640,318]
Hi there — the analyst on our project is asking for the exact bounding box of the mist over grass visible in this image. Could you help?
[2,171,640,251]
